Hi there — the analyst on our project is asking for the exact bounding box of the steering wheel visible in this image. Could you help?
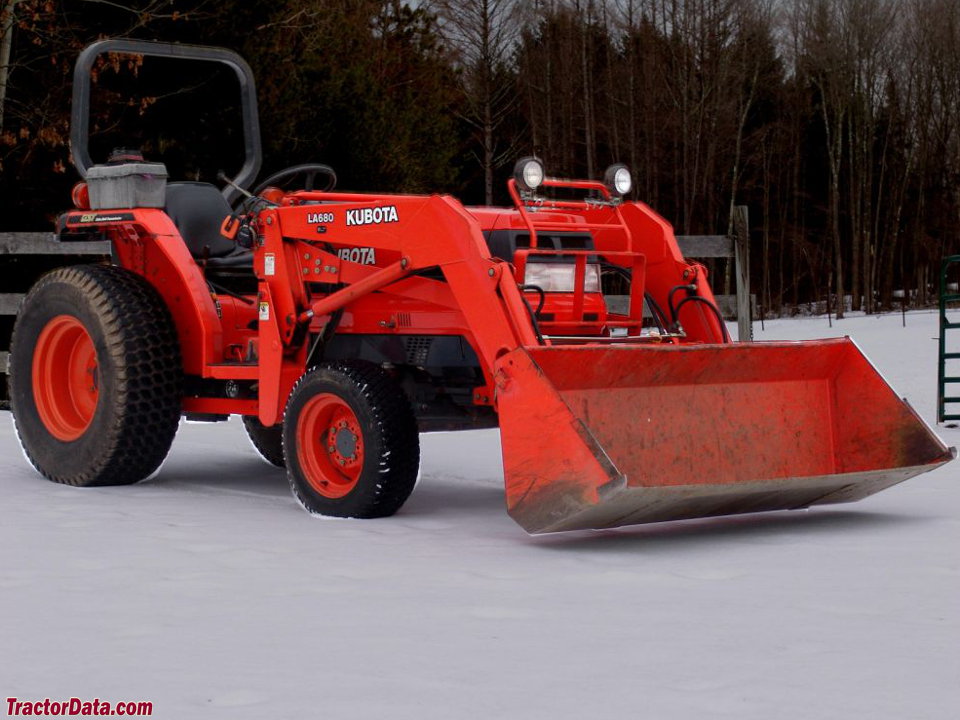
[252,163,337,195]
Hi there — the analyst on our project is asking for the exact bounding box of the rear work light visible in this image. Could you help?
[524,262,601,293]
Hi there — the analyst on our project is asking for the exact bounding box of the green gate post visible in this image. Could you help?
[938,256,960,423]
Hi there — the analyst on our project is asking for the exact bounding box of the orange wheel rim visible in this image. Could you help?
[296,393,365,498]
[31,315,99,442]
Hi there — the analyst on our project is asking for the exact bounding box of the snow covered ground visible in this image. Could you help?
[2,311,958,719]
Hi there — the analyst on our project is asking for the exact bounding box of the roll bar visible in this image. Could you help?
[71,38,262,199]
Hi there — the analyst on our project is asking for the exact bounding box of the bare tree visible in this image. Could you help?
[434,0,522,203]
[796,0,850,316]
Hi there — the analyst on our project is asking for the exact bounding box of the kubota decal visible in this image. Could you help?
[345,205,399,227]
[338,247,377,265]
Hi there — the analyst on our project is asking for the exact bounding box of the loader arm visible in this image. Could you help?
[253,193,538,425]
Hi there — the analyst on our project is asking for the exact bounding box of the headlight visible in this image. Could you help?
[514,156,545,191]
[603,164,632,196]
[524,262,601,293]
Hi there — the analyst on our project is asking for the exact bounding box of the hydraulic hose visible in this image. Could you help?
[673,295,732,343]
[207,280,254,305]
[520,296,546,345]
[519,284,546,345]
[306,308,344,367]
[519,284,547,317]
[643,292,670,334]
[668,284,698,325]
[599,263,669,334]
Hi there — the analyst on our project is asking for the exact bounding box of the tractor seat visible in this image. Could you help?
[164,182,251,267]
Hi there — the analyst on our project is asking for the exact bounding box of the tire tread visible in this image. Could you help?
[242,416,285,467]
[10,264,181,486]
[284,361,419,518]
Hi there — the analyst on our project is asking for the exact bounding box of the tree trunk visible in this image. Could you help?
[0,0,20,134]
[847,113,861,311]
[483,96,494,205]
[820,92,846,319]
[580,5,595,179]
[830,169,845,318]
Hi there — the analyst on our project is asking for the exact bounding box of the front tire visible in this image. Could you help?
[284,362,419,518]
[9,265,181,486]
[243,416,285,467]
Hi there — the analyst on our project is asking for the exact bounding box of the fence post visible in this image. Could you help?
[732,205,752,341]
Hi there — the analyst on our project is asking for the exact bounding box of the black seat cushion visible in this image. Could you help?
[164,182,237,259]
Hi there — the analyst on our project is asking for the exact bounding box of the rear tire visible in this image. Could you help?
[283,362,419,518]
[243,416,285,467]
[9,265,181,486]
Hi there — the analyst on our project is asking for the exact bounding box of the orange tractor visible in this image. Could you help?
[8,40,953,533]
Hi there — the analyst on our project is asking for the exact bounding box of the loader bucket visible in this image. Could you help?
[494,338,954,534]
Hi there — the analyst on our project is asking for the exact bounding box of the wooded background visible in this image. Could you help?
[1,0,959,316]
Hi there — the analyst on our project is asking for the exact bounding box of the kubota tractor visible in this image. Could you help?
[7,40,954,533]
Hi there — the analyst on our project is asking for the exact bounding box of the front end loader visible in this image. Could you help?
[7,39,953,534]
